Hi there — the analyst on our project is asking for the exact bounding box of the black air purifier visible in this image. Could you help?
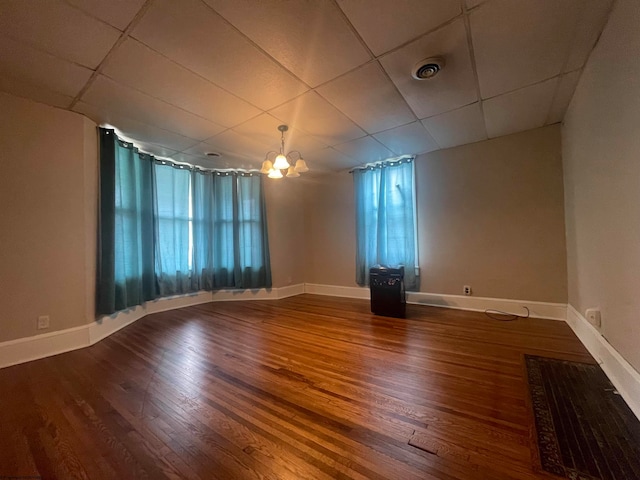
[369,265,406,318]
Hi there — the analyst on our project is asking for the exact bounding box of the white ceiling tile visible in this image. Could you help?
[337,0,461,56]
[0,76,73,109]
[73,102,200,152]
[65,0,146,30]
[192,130,272,164]
[333,136,394,164]
[374,121,439,155]
[0,0,608,172]
[171,150,256,171]
[182,141,226,158]
[0,0,120,68]
[465,0,485,9]
[232,114,327,152]
[216,155,259,170]
[131,0,308,110]
[230,113,287,148]
[317,62,416,134]
[206,0,370,87]
[421,102,487,149]
[132,141,180,159]
[282,132,331,156]
[303,147,361,171]
[103,38,260,127]
[483,78,557,138]
[82,76,225,141]
[379,19,477,119]
[270,91,366,145]
[471,0,577,99]
[565,0,613,72]
[229,113,283,147]
[0,35,92,98]
[169,151,211,167]
[547,70,581,124]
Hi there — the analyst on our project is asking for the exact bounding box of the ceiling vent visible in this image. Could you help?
[206,152,221,157]
[411,56,445,80]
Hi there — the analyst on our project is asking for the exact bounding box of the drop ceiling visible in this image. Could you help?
[0,0,612,172]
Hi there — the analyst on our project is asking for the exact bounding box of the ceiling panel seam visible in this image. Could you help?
[462,0,488,141]
[197,0,314,91]
[69,0,156,109]
[543,0,585,125]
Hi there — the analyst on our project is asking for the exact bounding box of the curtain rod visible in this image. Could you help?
[102,127,261,176]
[348,155,415,174]
[153,158,260,176]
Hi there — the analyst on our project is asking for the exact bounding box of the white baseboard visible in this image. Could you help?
[6,285,638,425]
[406,291,566,320]
[89,290,214,345]
[274,283,306,299]
[304,283,370,299]
[0,325,90,369]
[304,283,566,320]
[566,304,640,421]
[0,284,304,369]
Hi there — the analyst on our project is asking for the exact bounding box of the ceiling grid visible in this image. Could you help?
[0,0,614,172]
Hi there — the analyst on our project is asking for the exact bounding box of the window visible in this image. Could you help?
[97,128,272,316]
[154,163,192,296]
[353,157,418,290]
[192,171,270,290]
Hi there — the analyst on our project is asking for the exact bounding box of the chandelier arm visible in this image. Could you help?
[285,150,302,161]
[264,151,278,161]
[265,125,308,178]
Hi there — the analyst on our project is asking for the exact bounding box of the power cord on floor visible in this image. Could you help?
[484,306,530,321]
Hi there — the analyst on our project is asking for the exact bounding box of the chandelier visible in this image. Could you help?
[260,125,309,178]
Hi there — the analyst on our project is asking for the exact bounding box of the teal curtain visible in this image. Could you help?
[192,171,272,289]
[211,173,236,286]
[153,162,193,296]
[237,174,271,288]
[192,170,215,291]
[97,129,156,315]
[97,128,272,316]
[354,158,417,290]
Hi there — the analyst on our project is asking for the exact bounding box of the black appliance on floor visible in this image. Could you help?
[369,265,406,318]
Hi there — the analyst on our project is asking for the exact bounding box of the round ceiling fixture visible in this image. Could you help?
[411,56,445,80]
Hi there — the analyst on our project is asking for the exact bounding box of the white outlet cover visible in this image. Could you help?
[37,315,50,330]
[585,308,601,328]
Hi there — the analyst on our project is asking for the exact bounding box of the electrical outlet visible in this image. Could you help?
[37,315,50,330]
[463,285,472,296]
[585,308,601,328]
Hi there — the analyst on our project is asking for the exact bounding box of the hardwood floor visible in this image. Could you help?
[0,294,593,480]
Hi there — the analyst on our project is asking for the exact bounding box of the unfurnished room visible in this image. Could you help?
[1,0,639,479]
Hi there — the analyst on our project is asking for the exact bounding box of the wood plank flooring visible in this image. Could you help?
[0,294,594,479]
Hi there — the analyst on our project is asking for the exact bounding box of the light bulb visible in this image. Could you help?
[294,158,309,173]
[273,153,290,170]
[268,168,283,179]
[260,160,273,174]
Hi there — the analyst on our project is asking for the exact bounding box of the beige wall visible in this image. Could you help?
[562,0,640,371]
[416,125,566,302]
[304,125,568,303]
[0,92,306,345]
[82,116,98,325]
[0,93,97,342]
[304,172,357,287]
[0,92,569,346]
[264,178,306,287]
